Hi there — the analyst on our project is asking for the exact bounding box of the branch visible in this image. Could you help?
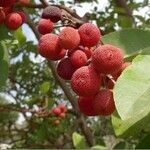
[25,8,94,147]
[115,0,136,27]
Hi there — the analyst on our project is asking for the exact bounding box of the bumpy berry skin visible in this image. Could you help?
[78,96,98,116]
[47,49,66,61]
[42,6,61,23]
[57,58,76,80]
[17,11,27,24]
[83,47,93,59]
[38,34,61,59]
[52,107,61,116]
[71,65,101,96]
[5,12,23,30]
[0,0,16,7]
[70,50,88,68]
[92,44,124,74]
[78,23,101,47]
[59,27,80,49]
[38,19,54,35]
[93,89,115,116]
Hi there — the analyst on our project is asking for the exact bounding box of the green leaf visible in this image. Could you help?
[40,82,50,94]
[14,28,26,46]
[136,134,150,149]
[72,132,86,149]
[102,29,150,55]
[114,55,150,120]
[0,25,10,40]
[0,42,9,90]
[113,141,126,149]
[111,111,150,137]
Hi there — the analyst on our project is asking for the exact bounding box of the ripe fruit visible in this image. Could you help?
[83,47,93,59]
[59,113,66,118]
[18,0,30,6]
[5,12,23,30]
[78,23,101,47]
[93,89,115,116]
[17,11,27,24]
[38,34,61,59]
[78,96,98,116]
[71,65,101,96]
[58,104,67,113]
[53,119,60,126]
[92,44,124,74]
[47,48,66,61]
[52,107,61,116]
[38,19,54,35]
[0,0,16,7]
[42,6,62,23]
[70,50,88,68]
[57,58,76,80]
[59,27,80,49]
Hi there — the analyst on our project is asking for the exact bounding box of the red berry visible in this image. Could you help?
[38,34,61,59]
[18,0,30,6]
[0,0,16,7]
[83,47,93,59]
[59,27,80,49]
[93,89,115,116]
[78,23,101,47]
[92,44,124,74]
[38,19,54,35]
[5,12,23,30]
[71,65,101,96]
[52,107,61,116]
[70,50,88,68]
[78,96,98,116]
[42,6,62,23]
[57,58,76,80]
[58,104,67,113]
[17,11,27,24]
[47,49,66,61]
[59,113,66,119]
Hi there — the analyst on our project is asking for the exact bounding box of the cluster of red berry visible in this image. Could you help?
[52,104,67,126]
[0,0,29,30]
[37,6,131,117]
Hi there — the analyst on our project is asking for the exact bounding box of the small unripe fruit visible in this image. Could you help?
[92,44,124,74]
[71,65,101,96]
[53,119,60,126]
[0,0,16,7]
[52,107,61,116]
[59,113,66,119]
[70,50,88,68]
[42,6,61,23]
[38,34,61,59]
[38,19,54,35]
[93,89,115,116]
[78,23,101,47]
[57,58,76,80]
[78,96,98,116]
[5,12,23,30]
[59,27,80,49]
